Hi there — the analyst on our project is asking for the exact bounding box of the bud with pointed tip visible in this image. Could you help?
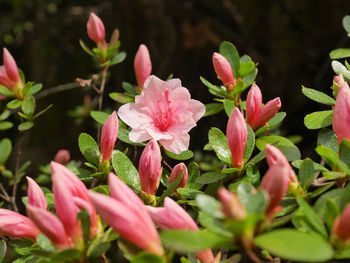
[226,108,247,168]
[54,149,70,165]
[168,163,188,189]
[218,188,246,220]
[212,52,235,92]
[333,203,350,242]
[26,177,47,210]
[87,12,106,45]
[265,144,296,183]
[139,140,162,195]
[261,161,289,219]
[100,111,118,162]
[0,208,40,241]
[333,74,345,97]
[146,197,215,263]
[88,190,163,256]
[26,205,71,249]
[1,49,23,90]
[134,44,152,89]
[333,81,350,144]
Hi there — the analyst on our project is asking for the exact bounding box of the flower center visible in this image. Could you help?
[153,89,172,132]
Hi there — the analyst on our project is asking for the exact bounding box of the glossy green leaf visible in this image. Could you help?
[79,39,94,56]
[186,162,201,190]
[317,128,338,153]
[164,149,193,160]
[112,150,141,191]
[109,92,134,103]
[204,103,224,116]
[302,86,335,105]
[339,139,350,168]
[18,121,34,131]
[0,121,13,130]
[0,240,6,263]
[0,85,14,96]
[243,124,255,163]
[0,138,12,165]
[108,51,127,66]
[21,95,35,116]
[299,158,316,190]
[78,209,90,244]
[219,41,240,77]
[0,110,10,121]
[26,83,42,96]
[208,127,231,165]
[242,68,258,87]
[131,252,166,263]
[198,212,232,238]
[239,61,255,76]
[50,249,81,261]
[332,61,350,81]
[118,127,145,146]
[7,99,22,109]
[196,194,223,218]
[122,81,138,95]
[330,48,350,59]
[292,159,328,172]
[304,110,333,129]
[343,15,350,33]
[196,172,227,184]
[254,229,333,262]
[160,230,232,253]
[78,133,100,167]
[159,173,183,201]
[223,99,235,117]
[237,182,268,215]
[267,112,286,127]
[200,76,226,98]
[90,111,109,124]
[255,136,301,161]
[316,145,350,173]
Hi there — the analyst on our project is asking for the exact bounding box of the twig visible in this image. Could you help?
[0,182,10,202]
[163,160,173,171]
[97,66,109,144]
[35,82,80,100]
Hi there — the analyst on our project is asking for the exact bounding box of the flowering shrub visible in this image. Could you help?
[1,12,350,263]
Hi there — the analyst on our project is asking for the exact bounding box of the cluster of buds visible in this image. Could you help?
[0,48,23,99]
[146,197,216,263]
[246,84,281,130]
[89,173,164,255]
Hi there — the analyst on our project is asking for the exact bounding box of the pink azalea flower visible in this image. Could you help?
[118,75,205,154]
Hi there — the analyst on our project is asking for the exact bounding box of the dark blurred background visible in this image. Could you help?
[1,0,350,174]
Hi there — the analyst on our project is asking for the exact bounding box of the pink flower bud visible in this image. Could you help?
[52,171,81,243]
[87,12,106,45]
[226,108,247,168]
[168,163,188,189]
[54,149,70,165]
[251,98,281,130]
[26,177,47,210]
[88,191,163,256]
[100,111,119,162]
[218,188,246,220]
[333,74,345,97]
[333,203,350,242]
[0,67,13,88]
[265,144,296,183]
[261,161,289,219]
[333,81,350,143]
[212,52,235,92]
[26,205,71,249]
[139,140,162,195]
[3,48,20,84]
[246,84,262,127]
[0,208,40,241]
[134,44,152,89]
[146,197,215,263]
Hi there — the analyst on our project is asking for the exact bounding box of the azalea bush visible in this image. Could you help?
[1,11,350,263]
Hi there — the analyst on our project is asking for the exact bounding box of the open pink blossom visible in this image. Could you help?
[118,75,205,154]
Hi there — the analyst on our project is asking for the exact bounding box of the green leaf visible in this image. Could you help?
[208,128,231,165]
[78,209,90,244]
[18,121,34,131]
[204,103,224,116]
[339,139,350,168]
[108,51,127,66]
[243,124,255,164]
[246,165,260,186]
[131,252,166,263]
[343,15,350,33]
[109,92,134,103]
[304,110,333,130]
[164,149,193,160]
[0,121,13,130]
[317,128,338,153]
[255,136,301,161]
[219,41,240,77]
[0,139,12,166]
[37,233,55,252]
[111,150,141,191]
[7,99,22,109]
[223,99,235,117]
[0,240,6,263]
[200,76,226,98]
[160,230,232,253]
[50,249,81,261]
[122,82,138,95]
[186,162,201,190]
[79,39,94,56]
[316,145,350,173]
[330,48,350,59]
[21,95,35,116]
[160,173,183,200]
[118,127,145,146]
[87,241,110,259]
[232,79,246,95]
[78,133,100,167]
[0,85,14,96]
[0,110,10,121]
[254,229,333,262]
[26,83,42,95]
[296,198,328,239]
[196,172,227,184]
[90,111,109,124]
[242,68,258,87]
[33,104,53,119]
[237,183,268,215]
[298,158,316,190]
[302,86,335,105]
[198,212,232,238]
[267,112,286,127]
[239,61,255,76]
[292,159,328,172]
[332,61,350,82]
[196,194,223,218]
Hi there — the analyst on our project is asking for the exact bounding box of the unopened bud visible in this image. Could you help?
[218,188,246,220]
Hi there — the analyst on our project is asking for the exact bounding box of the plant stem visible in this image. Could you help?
[11,132,25,212]
[97,66,109,144]
[35,82,80,100]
